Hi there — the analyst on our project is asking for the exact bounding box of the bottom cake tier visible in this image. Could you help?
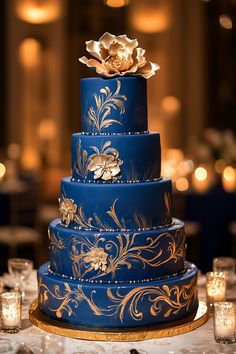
[37,262,198,328]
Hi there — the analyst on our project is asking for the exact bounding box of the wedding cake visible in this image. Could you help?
[37,33,198,328]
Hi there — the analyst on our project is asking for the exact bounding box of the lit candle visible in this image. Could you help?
[206,272,226,309]
[214,302,236,344]
[1,292,22,333]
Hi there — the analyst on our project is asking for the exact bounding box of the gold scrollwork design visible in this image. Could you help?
[59,197,155,231]
[38,275,197,323]
[66,228,185,280]
[48,230,65,255]
[87,79,127,132]
[107,278,197,322]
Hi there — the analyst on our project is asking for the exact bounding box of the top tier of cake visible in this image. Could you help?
[80,76,147,134]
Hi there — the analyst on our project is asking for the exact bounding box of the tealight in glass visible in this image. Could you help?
[1,291,22,333]
[213,257,235,284]
[214,302,236,344]
[206,272,226,309]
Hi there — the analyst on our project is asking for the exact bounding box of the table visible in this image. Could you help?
[1,277,236,354]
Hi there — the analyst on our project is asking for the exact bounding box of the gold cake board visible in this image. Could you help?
[29,300,208,342]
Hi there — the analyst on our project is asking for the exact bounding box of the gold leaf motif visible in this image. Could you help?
[86,79,127,132]
[74,139,91,179]
[106,199,126,230]
[164,192,171,222]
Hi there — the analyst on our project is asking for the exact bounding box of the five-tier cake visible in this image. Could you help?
[37,33,198,329]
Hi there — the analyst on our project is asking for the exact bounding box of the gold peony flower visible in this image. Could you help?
[88,153,122,181]
[59,198,77,226]
[79,32,159,79]
[84,247,108,272]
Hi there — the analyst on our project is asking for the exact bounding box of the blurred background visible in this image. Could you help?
[0,0,235,274]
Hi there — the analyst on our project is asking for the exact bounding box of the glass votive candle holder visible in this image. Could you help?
[214,302,236,344]
[1,291,22,333]
[213,257,235,284]
[206,271,226,309]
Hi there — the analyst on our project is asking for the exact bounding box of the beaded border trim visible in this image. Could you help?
[47,264,187,285]
[71,176,163,184]
[80,131,149,136]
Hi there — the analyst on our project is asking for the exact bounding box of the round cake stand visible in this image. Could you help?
[29,300,208,342]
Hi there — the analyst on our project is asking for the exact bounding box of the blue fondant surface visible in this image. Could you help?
[80,77,147,133]
[49,218,186,282]
[38,262,198,328]
[60,177,172,230]
[71,132,161,182]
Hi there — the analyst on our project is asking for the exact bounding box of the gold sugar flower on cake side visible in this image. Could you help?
[83,247,108,272]
[79,32,159,79]
[88,153,122,181]
[59,198,77,226]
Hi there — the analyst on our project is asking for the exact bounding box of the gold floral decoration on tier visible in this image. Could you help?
[74,139,123,181]
[59,197,157,231]
[66,229,185,280]
[88,141,123,181]
[59,198,77,227]
[38,276,197,323]
[79,32,159,79]
[83,247,108,272]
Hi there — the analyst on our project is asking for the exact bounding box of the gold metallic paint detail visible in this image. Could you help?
[29,300,208,341]
[106,199,126,230]
[68,229,185,280]
[106,278,197,322]
[164,192,171,222]
[59,197,168,231]
[49,230,65,255]
[74,139,90,179]
[38,276,197,323]
[38,278,104,319]
[87,79,127,132]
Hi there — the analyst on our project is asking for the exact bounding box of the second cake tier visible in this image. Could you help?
[59,177,172,231]
[71,132,161,183]
[48,218,186,282]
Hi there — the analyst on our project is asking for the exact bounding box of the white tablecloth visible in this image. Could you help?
[1,275,236,354]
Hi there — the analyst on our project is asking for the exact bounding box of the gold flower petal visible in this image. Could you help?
[138,61,160,79]
[116,34,138,52]
[79,57,106,74]
[108,42,123,56]
[102,170,112,180]
[99,32,116,49]
[85,40,103,60]
[94,168,104,179]
[111,165,121,176]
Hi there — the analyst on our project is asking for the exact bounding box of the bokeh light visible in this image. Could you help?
[0,163,6,178]
[194,167,207,181]
[176,177,189,192]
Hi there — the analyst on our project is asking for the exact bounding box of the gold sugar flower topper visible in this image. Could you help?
[79,32,159,79]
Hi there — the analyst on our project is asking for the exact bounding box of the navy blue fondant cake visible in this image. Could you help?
[37,33,198,329]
